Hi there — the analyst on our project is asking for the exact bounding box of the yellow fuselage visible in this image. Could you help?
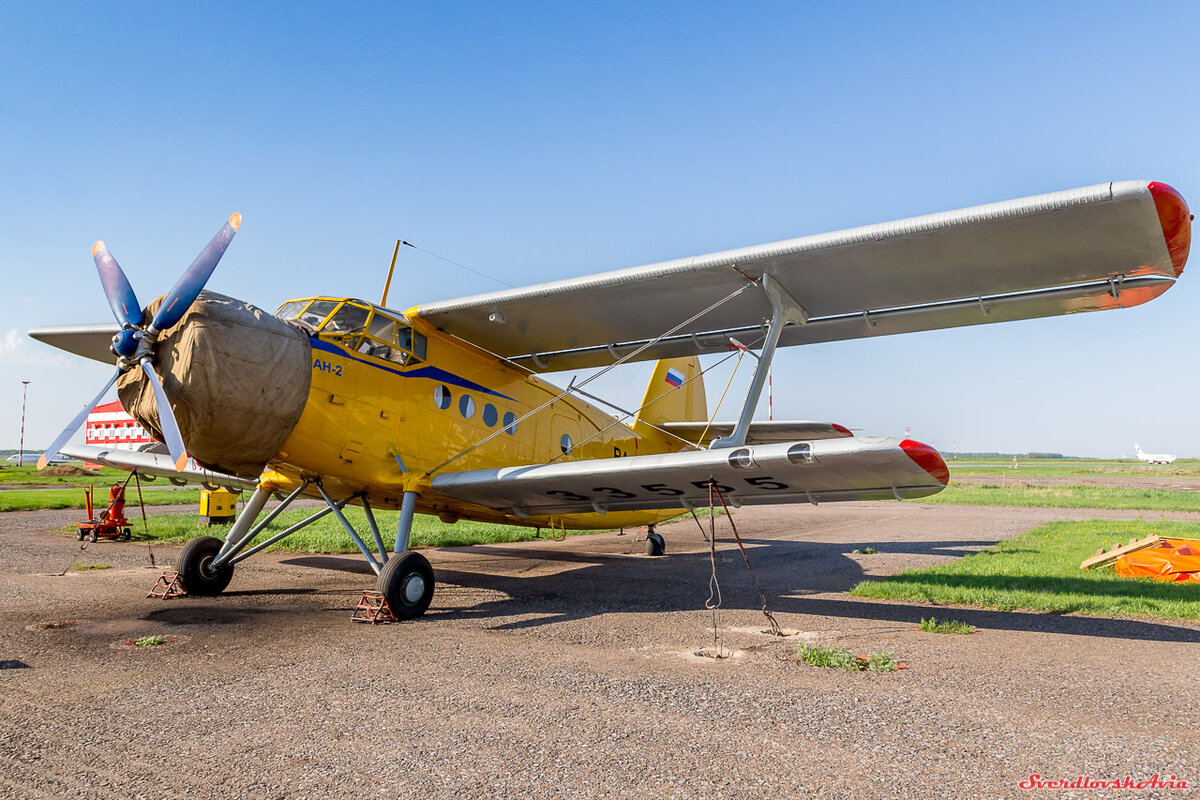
[264,298,686,531]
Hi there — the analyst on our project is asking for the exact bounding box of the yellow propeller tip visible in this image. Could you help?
[228,212,242,232]
[36,456,47,470]
[174,453,189,472]
[92,241,105,257]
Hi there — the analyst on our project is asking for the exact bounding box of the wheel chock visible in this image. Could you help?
[351,590,396,624]
[147,569,188,599]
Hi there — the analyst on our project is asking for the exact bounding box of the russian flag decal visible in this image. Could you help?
[664,367,685,387]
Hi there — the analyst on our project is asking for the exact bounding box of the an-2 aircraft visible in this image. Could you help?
[31,180,1192,618]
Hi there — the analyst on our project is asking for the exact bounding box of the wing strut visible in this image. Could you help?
[712,275,807,449]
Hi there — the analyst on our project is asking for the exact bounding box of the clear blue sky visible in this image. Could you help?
[2,1,1197,457]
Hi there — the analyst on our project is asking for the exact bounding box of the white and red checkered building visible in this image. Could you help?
[85,400,155,451]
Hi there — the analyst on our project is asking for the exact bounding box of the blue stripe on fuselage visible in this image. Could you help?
[309,338,516,401]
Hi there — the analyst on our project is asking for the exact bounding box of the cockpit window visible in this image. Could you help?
[297,300,338,329]
[278,298,428,366]
[322,302,370,334]
[276,300,309,321]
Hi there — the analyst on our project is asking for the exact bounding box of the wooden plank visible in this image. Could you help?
[1080,535,1162,571]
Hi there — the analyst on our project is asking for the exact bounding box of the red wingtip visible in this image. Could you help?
[900,439,949,486]
[1148,182,1191,277]
[832,423,852,437]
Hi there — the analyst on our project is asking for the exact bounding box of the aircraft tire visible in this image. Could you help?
[645,532,665,556]
[176,536,234,596]
[377,551,435,619]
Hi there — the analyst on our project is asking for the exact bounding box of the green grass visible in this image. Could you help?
[912,482,1200,512]
[917,617,977,635]
[70,562,110,571]
[0,487,203,512]
[115,506,592,552]
[133,635,165,647]
[945,458,1200,478]
[794,644,899,672]
[851,520,1200,621]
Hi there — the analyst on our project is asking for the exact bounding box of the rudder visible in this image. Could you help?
[636,357,706,427]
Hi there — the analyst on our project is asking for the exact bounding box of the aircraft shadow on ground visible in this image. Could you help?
[283,536,1199,643]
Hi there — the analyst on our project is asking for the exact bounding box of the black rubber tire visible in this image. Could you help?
[89,530,98,543]
[645,531,665,556]
[376,552,435,619]
[122,528,132,541]
[176,536,234,596]
[76,529,85,541]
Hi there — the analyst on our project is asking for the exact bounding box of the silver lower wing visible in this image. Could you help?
[60,445,258,491]
[432,436,948,517]
[658,419,852,446]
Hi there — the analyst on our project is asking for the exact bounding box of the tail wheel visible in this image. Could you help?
[645,531,665,556]
[376,552,435,619]
[176,536,234,595]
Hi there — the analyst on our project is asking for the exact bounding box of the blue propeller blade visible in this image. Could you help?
[139,359,188,472]
[149,213,241,334]
[38,370,121,469]
[93,241,143,328]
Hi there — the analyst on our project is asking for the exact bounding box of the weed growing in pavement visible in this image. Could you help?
[795,644,900,672]
[70,563,110,571]
[133,635,165,647]
[852,547,878,555]
[866,652,899,672]
[918,617,977,635]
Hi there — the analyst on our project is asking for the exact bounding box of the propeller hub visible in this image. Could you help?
[111,328,140,358]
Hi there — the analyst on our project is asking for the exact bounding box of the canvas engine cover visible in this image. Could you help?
[117,291,312,477]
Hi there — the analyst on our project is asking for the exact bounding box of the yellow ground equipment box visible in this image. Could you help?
[199,488,238,525]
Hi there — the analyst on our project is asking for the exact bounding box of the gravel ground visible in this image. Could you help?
[1,501,1198,799]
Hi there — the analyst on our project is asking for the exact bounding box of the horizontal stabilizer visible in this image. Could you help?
[432,436,948,517]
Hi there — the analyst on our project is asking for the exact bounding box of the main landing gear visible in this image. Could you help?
[172,480,436,619]
[376,552,435,618]
[175,536,234,595]
[644,524,665,556]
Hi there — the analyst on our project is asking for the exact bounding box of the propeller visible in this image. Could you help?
[38,213,242,471]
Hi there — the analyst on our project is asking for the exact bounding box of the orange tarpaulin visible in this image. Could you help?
[1114,539,1200,583]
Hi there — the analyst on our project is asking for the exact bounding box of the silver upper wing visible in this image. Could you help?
[60,444,258,491]
[413,181,1189,372]
[29,323,120,364]
[431,436,948,517]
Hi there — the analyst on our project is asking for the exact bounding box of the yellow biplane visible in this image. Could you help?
[31,180,1191,617]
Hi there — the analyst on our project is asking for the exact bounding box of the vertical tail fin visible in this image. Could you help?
[635,357,706,428]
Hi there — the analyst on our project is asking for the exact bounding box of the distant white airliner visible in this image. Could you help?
[1135,444,1176,465]
[6,453,74,466]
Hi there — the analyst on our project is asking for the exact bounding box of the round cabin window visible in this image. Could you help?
[482,403,498,427]
[560,433,573,455]
[503,412,518,434]
[459,394,476,419]
[434,385,452,410]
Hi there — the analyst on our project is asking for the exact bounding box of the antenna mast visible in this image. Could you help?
[380,240,401,307]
